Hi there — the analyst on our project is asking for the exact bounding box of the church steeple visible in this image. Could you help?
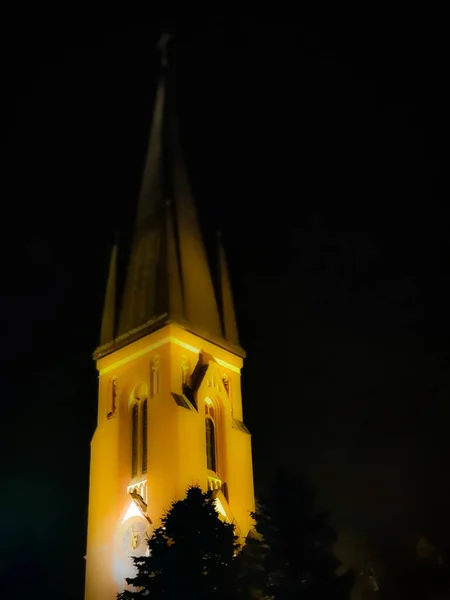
[96,36,243,358]
[86,37,254,600]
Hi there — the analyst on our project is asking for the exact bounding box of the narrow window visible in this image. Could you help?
[142,399,148,474]
[206,417,216,472]
[131,403,139,477]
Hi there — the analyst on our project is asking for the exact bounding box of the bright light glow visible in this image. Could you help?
[214,497,228,519]
[205,397,213,406]
[121,501,142,524]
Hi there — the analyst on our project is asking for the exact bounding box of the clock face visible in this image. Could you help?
[116,517,149,563]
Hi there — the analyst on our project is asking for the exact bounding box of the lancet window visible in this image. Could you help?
[131,403,139,477]
[131,383,149,479]
[205,401,217,473]
[142,399,148,474]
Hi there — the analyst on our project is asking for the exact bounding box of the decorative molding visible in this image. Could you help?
[151,355,160,396]
[151,354,161,370]
[129,489,152,525]
[222,374,230,395]
[181,354,190,384]
[107,377,118,419]
[93,315,246,362]
[205,372,226,392]
[112,377,118,407]
[207,472,222,492]
[98,336,241,376]
[232,418,251,435]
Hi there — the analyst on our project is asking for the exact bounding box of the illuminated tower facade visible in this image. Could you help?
[84,43,254,600]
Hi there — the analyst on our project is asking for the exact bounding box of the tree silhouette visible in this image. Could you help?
[252,471,354,600]
[117,486,240,600]
[117,476,353,600]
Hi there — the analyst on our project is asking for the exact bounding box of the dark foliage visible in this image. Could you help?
[117,486,240,600]
[252,471,354,600]
[117,475,353,600]
[393,559,450,599]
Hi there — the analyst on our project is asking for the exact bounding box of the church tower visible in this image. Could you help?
[84,39,254,600]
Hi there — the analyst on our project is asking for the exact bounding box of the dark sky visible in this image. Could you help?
[1,14,449,598]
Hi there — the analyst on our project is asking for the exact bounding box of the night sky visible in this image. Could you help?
[2,14,449,598]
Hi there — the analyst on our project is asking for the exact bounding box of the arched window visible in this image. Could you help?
[205,406,216,473]
[130,383,149,479]
[142,399,148,474]
[131,403,139,477]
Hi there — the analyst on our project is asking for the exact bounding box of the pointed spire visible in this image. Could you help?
[134,33,173,226]
[171,114,223,339]
[135,70,166,227]
[117,41,169,336]
[97,35,241,357]
[217,232,240,346]
[99,243,118,345]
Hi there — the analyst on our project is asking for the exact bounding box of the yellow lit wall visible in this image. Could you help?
[85,323,255,599]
